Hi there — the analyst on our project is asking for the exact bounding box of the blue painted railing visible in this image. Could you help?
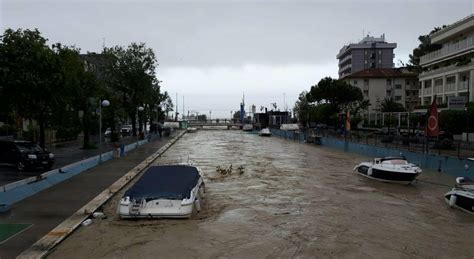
[0,134,162,212]
[270,128,474,178]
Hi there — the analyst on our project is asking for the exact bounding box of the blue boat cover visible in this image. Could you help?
[124,165,201,200]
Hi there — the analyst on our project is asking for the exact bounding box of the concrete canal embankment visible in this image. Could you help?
[270,129,474,178]
[49,130,474,258]
[0,131,185,259]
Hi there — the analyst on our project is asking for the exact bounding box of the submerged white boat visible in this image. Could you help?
[259,128,271,136]
[187,127,197,133]
[118,164,205,219]
[445,177,474,215]
[353,157,421,184]
[242,124,253,131]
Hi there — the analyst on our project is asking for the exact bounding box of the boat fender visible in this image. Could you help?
[194,198,201,212]
[367,168,373,176]
[449,195,457,207]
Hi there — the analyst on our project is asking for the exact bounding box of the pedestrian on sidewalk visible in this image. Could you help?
[158,122,163,138]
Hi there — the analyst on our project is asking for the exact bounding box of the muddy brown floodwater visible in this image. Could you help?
[49,130,474,258]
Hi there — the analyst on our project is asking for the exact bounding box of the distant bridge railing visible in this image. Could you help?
[188,119,243,127]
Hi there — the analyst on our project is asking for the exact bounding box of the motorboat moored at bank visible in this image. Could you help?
[259,128,271,136]
[445,177,474,215]
[187,127,197,133]
[118,164,205,219]
[353,157,421,184]
[242,124,253,131]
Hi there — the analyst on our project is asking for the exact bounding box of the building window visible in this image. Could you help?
[371,63,375,68]
[386,90,392,97]
[386,79,392,86]
[364,90,369,95]
[378,50,382,55]
[378,59,382,64]
[395,96,401,101]
[364,60,367,64]
[364,79,369,86]
[395,84,402,89]
[353,80,358,85]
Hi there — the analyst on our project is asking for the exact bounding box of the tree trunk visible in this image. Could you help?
[82,110,90,148]
[131,114,137,136]
[38,114,46,148]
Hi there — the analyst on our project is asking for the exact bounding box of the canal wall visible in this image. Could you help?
[0,135,160,212]
[270,129,474,178]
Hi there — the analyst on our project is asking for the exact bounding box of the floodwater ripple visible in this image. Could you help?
[49,130,474,258]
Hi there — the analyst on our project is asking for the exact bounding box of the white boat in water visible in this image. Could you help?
[118,164,205,219]
[187,127,197,133]
[445,177,474,215]
[353,157,421,184]
[242,124,253,131]
[259,128,271,136]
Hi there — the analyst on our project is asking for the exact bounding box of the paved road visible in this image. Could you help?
[0,136,145,186]
[0,132,178,259]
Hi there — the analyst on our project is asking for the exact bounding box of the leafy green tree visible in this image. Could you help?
[53,45,103,148]
[103,43,159,136]
[381,98,406,133]
[307,77,363,128]
[293,91,311,127]
[307,77,363,114]
[408,26,445,72]
[0,29,62,147]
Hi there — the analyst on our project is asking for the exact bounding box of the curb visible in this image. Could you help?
[0,135,161,212]
[17,130,186,259]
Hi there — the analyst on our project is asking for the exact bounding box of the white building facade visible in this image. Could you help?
[344,68,419,124]
[419,15,474,105]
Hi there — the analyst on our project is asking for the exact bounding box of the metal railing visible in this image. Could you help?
[420,36,474,65]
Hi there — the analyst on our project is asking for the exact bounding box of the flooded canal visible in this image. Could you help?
[49,130,474,258]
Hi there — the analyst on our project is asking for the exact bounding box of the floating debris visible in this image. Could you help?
[216,164,233,175]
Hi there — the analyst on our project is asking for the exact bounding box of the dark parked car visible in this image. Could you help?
[0,140,55,171]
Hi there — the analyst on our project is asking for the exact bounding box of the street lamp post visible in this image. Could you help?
[138,106,144,138]
[99,99,110,150]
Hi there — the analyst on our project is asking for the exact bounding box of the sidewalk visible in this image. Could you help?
[0,132,178,259]
[0,135,143,186]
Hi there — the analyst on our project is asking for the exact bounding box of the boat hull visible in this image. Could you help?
[118,183,204,219]
[355,164,419,184]
[445,189,474,215]
[118,165,205,219]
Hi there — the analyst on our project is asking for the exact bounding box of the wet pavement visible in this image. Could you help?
[0,133,176,259]
[49,130,474,258]
[0,136,144,186]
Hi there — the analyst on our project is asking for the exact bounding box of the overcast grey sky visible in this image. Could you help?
[1,0,472,118]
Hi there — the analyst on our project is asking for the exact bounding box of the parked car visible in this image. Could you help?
[0,140,55,171]
[104,127,112,137]
[121,125,133,136]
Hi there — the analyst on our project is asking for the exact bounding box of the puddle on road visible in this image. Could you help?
[49,130,474,258]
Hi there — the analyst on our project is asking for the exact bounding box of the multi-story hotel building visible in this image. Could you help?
[419,15,474,105]
[337,34,397,78]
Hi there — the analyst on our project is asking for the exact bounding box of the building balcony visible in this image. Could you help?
[422,87,433,96]
[435,85,443,94]
[420,36,474,66]
[459,80,469,91]
[338,55,352,65]
[445,83,456,92]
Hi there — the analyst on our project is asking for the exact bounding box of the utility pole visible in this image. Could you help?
[182,95,185,120]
